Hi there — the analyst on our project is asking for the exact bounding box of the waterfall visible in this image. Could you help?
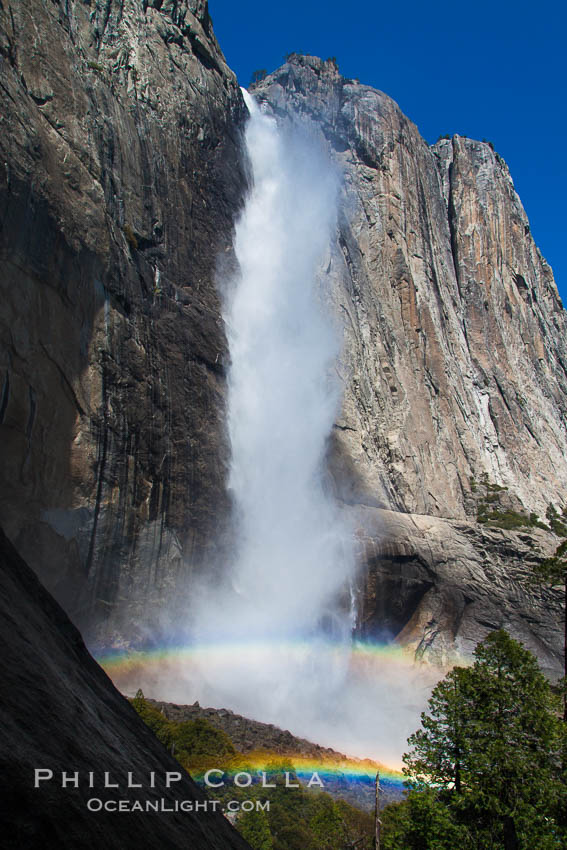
[220,90,354,641]
[149,92,437,765]
[182,90,359,717]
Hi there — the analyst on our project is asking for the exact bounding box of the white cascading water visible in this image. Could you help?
[127,92,439,765]
[219,90,353,640]
[187,90,357,712]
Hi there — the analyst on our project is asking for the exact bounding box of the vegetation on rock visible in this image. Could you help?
[471,474,566,534]
[123,223,138,251]
[546,505,567,538]
[130,691,375,849]
[250,69,267,86]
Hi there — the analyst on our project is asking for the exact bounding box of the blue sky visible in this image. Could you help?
[209,0,566,303]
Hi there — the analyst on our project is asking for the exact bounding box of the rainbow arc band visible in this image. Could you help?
[97,637,460,785]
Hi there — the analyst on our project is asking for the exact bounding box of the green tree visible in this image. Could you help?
[546,504,567,538]
[173,717,235,760]
[334,799,374,849]
[402,631,566,849]
[381,788,470,850]
[250,69,267,86]
[130,689,174,748]
[308,794,343,849]
[238,807,274,850]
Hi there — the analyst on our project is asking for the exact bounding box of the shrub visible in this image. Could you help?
[123,224,138,251]
[546,503,567,537]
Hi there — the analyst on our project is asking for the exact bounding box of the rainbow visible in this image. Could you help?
[187,752,405,787]
[97,637,428,677]
[95,637,458,782]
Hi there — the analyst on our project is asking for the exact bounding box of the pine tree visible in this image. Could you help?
[401,630,566,849]
[381,787,470,850]
[237,807,273,850]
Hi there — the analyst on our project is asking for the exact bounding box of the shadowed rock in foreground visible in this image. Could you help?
[0,528,250,849]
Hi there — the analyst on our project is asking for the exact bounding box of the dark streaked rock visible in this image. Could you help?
[0,0,247,640]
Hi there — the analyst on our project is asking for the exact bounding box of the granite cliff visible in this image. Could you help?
[0,0,246,639]
[0,5,565,670]
[252,56,567,672]
[252,56,567,521]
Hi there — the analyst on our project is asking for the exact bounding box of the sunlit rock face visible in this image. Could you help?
[252,55,567,522]
[252,55,566,672]
[352,506,562,677]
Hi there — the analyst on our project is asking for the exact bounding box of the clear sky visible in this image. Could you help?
[209,0,566,303]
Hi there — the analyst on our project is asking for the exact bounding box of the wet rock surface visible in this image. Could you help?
[0,0,247,639]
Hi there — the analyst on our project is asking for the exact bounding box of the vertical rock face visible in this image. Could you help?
[1,12,565,671]
[0,0,247,639]
[252,56,567,668]
[253,56,567,521]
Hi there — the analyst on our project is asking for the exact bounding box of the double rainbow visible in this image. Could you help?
[95,637,452,787]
